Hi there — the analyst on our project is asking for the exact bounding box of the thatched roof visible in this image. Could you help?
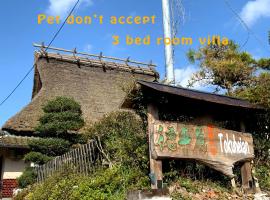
[2,51,158,134]
[0,130,36,149]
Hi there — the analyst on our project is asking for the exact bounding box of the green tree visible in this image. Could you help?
[187,40,270,107]
[187,41,270,95]
[187,41,270,189]
[27,138,71,156]
[236,72,270,175]
[36,96,85,137]
[19,97,85,188]
[235,72,270,108]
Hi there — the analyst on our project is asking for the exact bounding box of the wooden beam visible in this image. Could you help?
[147,103,163,189]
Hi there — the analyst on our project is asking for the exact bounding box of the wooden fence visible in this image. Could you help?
[36,140,100,182]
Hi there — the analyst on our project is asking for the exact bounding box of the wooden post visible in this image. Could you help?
[241,162,253,190]
[251,161,261,193]
[240,120,253,192]
[147,104,163,189]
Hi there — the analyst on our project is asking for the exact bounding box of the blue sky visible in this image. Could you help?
[0,0,270,127]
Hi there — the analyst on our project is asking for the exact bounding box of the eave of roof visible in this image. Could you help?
[123,80,263,110]
[0,130,38,149]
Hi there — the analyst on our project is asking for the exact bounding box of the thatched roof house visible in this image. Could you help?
[2,49,158,134]
[0,130,34,198]
[0,45,159,198]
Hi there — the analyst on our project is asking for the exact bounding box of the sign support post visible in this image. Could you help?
[240,120,253,192]
[147,104,163,189]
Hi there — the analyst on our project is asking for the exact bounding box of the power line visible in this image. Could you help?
[0,0,80,107]
[223,0,270,52]
[46,0,80,50]
[223,0,250,49]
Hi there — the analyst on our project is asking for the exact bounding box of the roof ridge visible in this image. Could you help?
[36,51,159,78]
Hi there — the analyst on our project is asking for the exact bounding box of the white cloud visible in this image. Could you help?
[46,0,93,16]
[174,65,200,89]
[84,44,93,52]
[240,0,270,26]
[175,66,220,93]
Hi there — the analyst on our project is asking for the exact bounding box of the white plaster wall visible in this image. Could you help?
[2,157,28,179]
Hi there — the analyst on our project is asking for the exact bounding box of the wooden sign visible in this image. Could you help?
[151,121,254,178]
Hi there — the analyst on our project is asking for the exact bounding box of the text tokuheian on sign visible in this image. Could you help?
[151,121,254,178]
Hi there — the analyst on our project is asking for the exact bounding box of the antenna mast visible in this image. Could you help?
[162,0,175,84]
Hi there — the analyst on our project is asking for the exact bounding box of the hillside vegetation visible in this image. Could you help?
[15,111,270,200]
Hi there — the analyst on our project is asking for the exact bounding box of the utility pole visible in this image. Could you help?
[162,0,175,84]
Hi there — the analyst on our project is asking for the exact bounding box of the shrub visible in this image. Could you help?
[70,165,149,200]
[17,167,37,188]
[24,152,52,165]
[255,165,270,190]
[35,96,85,137]
[24,165,149,200]
[36,120,84,137]
[87,111,148,171]
[177,177,199,193]
[28,138,71,156]
[42,96,82,114]
[25,169,80,200]
[67,133,88,144]
[21,111,151,199]
[13,188,31,200]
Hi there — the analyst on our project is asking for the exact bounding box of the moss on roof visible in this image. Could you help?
[0,131,37,149]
